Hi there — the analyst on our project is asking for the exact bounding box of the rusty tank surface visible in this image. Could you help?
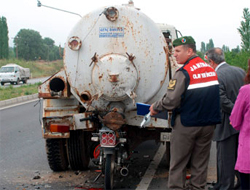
[38,1,180,189]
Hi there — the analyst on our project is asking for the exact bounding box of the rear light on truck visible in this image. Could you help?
[100,131,116,146]
[50,124,70,133]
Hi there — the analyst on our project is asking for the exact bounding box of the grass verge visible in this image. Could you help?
[0,83,41,101]
[0,59,63,78]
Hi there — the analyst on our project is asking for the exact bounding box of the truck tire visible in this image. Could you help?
[45,139,69,171]
[67,130,90,170]
[1,82,4,86]
[15,78,20,85]
[23,79,27,84]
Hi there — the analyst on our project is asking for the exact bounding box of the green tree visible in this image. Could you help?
[8,47,15,58]
[38,37,62,61]
[206,39,214,51]
[238,8,250,51]
[200,42,206,53]
[231,46,240,53]
[222,45,230,52]
[14,29,44,60]
[43,37,55,61]
[225,50,249,71]
[43,37,55,46]
[0,16,9,59]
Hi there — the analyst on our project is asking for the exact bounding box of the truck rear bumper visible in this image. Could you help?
[42,113,94,138]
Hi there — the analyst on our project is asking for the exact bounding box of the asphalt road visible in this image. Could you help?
[0,101,217,190]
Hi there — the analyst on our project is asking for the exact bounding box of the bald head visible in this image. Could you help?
[206,48,225,65]
[215,48,223,55]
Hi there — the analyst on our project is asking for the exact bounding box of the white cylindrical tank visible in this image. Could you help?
[64,4,170,111]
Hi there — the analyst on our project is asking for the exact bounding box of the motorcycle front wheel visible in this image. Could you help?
[104,154,115,190]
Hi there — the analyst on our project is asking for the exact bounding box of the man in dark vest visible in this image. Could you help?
[206,48,245,190]
[150,36,221,189]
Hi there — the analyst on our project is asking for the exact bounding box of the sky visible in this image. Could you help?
[1,0,249,50]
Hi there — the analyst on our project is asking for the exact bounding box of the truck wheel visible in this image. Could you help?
[1,82,4,86]
[67,130,90,170]
[166,142,170,169]
[23,79,27,84]
[45,139,69,171]
[105,154,115,190]
[15,78,20,85]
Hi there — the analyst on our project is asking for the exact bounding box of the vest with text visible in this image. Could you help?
[177,56,221,126]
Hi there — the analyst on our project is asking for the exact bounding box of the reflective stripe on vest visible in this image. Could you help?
[183,58,219,90]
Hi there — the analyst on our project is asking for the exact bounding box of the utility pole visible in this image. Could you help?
[12,37,18,59]
[16,42,18,59]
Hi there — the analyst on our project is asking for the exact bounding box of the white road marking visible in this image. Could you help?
[135,143,166,190]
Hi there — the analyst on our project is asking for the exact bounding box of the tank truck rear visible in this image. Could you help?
[38,1,180,189]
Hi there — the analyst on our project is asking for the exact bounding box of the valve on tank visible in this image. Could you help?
[104,7,119,22]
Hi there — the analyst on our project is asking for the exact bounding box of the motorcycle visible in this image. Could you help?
[87,107,129,190]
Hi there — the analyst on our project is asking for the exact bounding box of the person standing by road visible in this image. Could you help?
[205,48,245,190]
[149,36,221,189]
[229,59,250,190]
